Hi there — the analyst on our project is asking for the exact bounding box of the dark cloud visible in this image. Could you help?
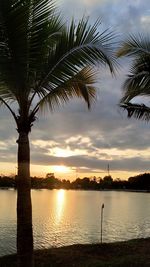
[30,153,150,173]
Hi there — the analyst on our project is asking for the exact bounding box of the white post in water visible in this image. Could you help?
[101,203,104,243]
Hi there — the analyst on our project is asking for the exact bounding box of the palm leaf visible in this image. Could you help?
[121,71,150,102]
[31,67,97,113]
[0,0,63,101]
[0,0,30,94]
[117,34,150,58]
[27,0,63,82]
[118,33,150,121]
[120,102,150,121]
[36,18,117,94]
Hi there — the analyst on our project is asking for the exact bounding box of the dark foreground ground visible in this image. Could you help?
[1,238,150,267]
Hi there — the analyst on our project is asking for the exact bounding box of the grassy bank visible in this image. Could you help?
[1,238,150,267]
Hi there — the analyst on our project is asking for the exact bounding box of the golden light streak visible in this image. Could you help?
[55,189,65,224]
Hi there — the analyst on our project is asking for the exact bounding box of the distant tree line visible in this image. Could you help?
[1,173,150,191]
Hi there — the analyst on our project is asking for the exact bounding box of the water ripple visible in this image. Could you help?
[1,189,150,255]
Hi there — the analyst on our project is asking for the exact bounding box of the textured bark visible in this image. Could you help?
[16,132,34,267]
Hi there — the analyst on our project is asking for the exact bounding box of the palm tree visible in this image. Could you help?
[117,34,150,121]
[0,0,116,266]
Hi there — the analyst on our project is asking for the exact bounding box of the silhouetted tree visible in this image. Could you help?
[128,173,150,190]
[61,179,71,189]
[100,175,113,189]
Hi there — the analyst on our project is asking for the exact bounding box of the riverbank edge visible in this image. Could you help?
[1,237,150,267]
[1,187,150,193]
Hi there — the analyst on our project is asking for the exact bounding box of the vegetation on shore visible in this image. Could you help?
[1,172,150,191]
[1,237,150,267]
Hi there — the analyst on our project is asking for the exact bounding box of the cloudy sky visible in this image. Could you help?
[0,0,150,180]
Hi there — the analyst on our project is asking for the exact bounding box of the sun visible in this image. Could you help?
[52,165,70,173]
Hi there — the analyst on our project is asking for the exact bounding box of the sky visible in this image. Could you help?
[0,0,150,180]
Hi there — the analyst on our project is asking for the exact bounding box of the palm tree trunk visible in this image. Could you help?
[16,132,34,267]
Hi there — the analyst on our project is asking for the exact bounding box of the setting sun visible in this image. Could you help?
[52,165,71,173]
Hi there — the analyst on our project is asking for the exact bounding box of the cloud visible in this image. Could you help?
[30,152,150,173]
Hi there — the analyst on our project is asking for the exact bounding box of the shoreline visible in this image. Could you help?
[0,187,150,193]
[1,237,150,266]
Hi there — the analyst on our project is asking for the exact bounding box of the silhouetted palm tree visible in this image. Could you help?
[118,34,150,121]
[0,0,116,266]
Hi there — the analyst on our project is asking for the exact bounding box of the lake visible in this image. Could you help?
[0,189,150,256]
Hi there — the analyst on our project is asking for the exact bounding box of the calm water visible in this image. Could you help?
[0,189,150,256]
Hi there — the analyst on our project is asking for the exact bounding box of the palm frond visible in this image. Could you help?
[117,34,150,58]
[0,0,63,102]
[28,0,63,82]
[118,34,150,122]
[31,67,97,113]
[120,102,150,121]
[121,71,150,102]
[0,0,31,94]
[0,96,17,122]
[36,17,117,94]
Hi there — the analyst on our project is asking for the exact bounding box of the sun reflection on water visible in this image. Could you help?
[55,189,65,225]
